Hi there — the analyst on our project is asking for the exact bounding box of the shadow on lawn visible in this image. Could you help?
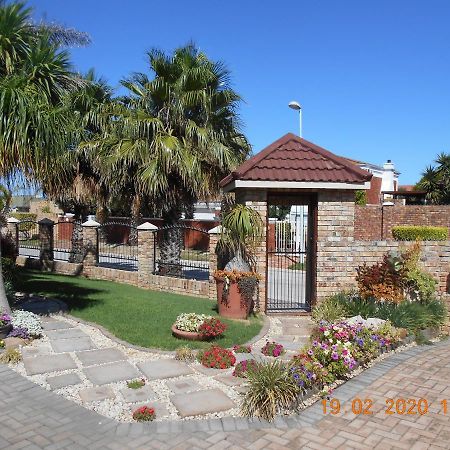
[14,269,105,311]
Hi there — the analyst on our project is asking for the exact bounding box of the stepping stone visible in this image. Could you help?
[235,385,250,395]
[194,364,229,376]
[234,353,259,363]
[133,401,169,418]
[46,328,87,340]
[47,373,82,390]
[76,348,126,366]
[84,361,140,385]
[170,388,235,417]
[23,354,77,375]
[51,337,95,353]
[137,360,193,380]
[43,320,73,331]
[215,374,244,387]
[276,339,306,352]
[79,386,115,403]
[165,378,202,394]
[120,385,158,403]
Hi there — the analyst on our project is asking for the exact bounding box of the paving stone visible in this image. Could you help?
[137,359,193,380]
[84,361,140,385]
[234,385,250,394]
[165,378,202,394]
[79,386,115,402]
[3,337,27,349]
[47,373,82,390]
[194,364,229,376]
[76,348,126,366]
[214,374,244,387]
[45,328,87,340]
[120,385,158,403]
[276,339,306,352]
[51,337,96,353]
[23,353,77,375]
[42,321,73,331]
[170,388,235,417]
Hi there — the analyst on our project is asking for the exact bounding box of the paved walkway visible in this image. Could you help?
[1,339,449,449]
[9,315,312,422]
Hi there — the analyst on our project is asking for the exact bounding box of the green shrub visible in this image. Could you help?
[174,346,195,362]
[312,295,347,323]
[355,190,367,206]
[0,348,22,364]
[127,379,145,389]
[241,360,300,422]
[334,291,447,332]
[392,226,448,241]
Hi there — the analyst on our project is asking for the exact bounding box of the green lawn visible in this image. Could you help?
[15,270,263,350]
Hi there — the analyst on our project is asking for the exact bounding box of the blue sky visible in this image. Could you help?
[30,0,450,184]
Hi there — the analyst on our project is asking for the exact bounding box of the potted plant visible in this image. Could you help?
[0,312,12,339]
[171,313,227,341]
[214,204,263,319]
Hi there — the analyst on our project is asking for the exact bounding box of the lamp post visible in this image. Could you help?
[288,101,302,137]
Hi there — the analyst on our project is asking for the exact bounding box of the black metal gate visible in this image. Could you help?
[266,195,316,312]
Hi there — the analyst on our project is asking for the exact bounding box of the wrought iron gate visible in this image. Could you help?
[266,196,315,312]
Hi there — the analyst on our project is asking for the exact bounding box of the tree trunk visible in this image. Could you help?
[159,205,183,277]
[0,231,12,314]
[129,193,142,245]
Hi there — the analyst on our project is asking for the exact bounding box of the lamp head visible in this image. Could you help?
[288,101,301,111]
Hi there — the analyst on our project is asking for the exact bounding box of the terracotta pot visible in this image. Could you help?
[171,324,209,341]
[0,323,12,339]
[216,279,252,320]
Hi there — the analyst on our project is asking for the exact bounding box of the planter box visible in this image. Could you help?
[216,279,252,320]
[0,323,12,339]
[171,324,209,341]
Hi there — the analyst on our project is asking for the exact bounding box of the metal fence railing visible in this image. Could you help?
[17,220,40,258]
[96,222,138,271]
[154,225,209,281]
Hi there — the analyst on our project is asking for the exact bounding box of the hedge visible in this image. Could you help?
[10,212,37,222]
[392,225,448,241]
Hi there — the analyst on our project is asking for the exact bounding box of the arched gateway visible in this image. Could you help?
[220,133,372,313]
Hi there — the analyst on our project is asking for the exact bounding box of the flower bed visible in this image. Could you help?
[172,313,227,341]
[233,359,259,378]
[197,345,236,369]
[261,341,284,357]
[242,319,405,421]
[132,406,156,422]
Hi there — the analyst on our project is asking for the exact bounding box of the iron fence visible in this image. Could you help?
[154,225,209,281]
[16,220,40,258]
[96,222,138,271]
[53,221,83,262]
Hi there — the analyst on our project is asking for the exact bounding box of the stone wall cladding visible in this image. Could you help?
[355,205,450,240]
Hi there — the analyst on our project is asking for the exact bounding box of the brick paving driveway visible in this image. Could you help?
[0,339,449,449]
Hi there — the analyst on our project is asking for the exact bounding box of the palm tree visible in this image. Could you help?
[0,1,88,312]
[85,44,250,274]
[417,153,450,204]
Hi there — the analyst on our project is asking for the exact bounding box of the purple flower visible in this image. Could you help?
[312,340,319,347]
[7,327,29,339]
[331,352,339,360]
[320,343,328,350]
[307,349,314,356]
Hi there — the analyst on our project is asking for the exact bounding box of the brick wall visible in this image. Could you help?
[316,191,356,301]
[355,205,450,240]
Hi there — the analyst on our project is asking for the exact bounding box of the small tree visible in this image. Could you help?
[218,204,264,271]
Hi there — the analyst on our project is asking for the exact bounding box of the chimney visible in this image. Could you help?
[381,160,395,193]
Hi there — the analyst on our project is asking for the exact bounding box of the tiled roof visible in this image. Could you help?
[220,133,372,187]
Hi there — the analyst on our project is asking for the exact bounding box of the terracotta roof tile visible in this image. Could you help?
[221,133,372,187]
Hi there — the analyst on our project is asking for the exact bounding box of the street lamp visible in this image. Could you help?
[288,101,302,137]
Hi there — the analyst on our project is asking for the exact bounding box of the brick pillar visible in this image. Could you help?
[6,217,20,256]
[316,190,356,302]
[235,189,268,312]
[137,222,158,288]
[208,225,221,300]
[38,218,54,270]
[81,219,100,271]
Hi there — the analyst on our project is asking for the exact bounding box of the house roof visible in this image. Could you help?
[220,133,372,188]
